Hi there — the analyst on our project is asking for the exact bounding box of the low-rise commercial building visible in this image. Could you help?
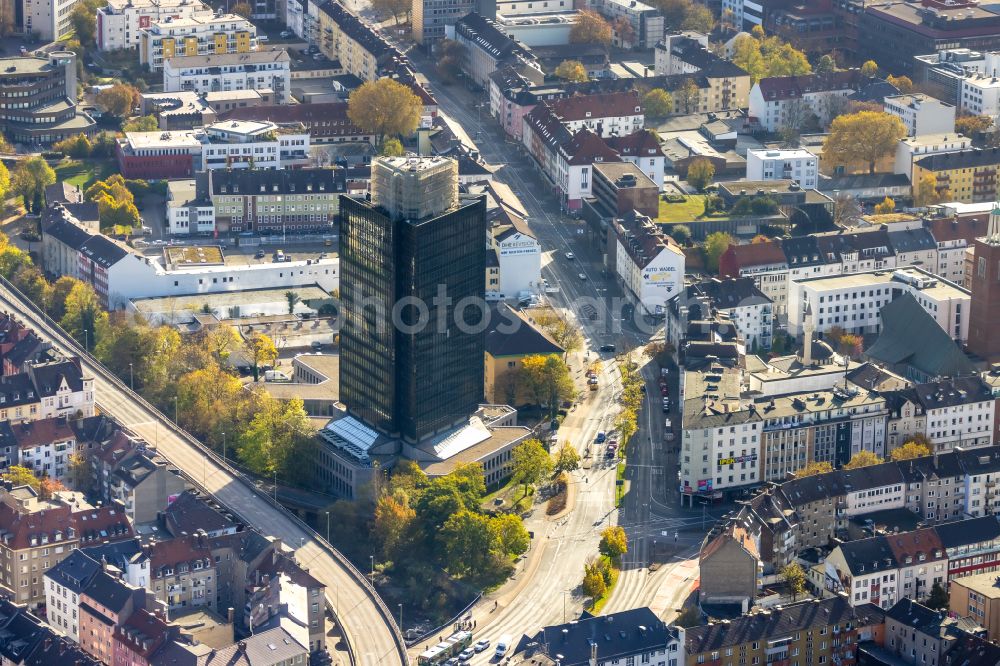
[209,167,345,234]
[950,571,1000,640]
[139,13,257,72]
[219,102,373,144]
[588,0,663,48]
[163,51,291,104]
[612,214,685,316]
[0,53,94,146]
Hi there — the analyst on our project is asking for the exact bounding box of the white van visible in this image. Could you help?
[495,635,512,659]
[264,370,290,382]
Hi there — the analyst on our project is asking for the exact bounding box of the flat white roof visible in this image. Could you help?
[123,129,205,150]
[147,12,251,30]
[797,266,969,300]
[748,148,817,160]
[206,119,277,137]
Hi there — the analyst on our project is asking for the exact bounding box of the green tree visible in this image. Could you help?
[686,158,714,191]
[436,39,468,82]
[49,276,82,321]
[844,450,883,470]
[68,0,102,46]
[60,281,107,349]
[675,77,701,114]
[615,408,637,447]
[860,60,878,77]
[11,157,55,210]
[703,231,733,273]
[284,291,300,314]
[582,560,607,599]
[670,224,691,245]
[599,526,628,563]
[174,364,246,441]
[12,264,52,310]
[243,331,278,381]
[381,137,404,157]
[822,111,906,174]
[52,133,92,158]
[439,510,493,577]
[554,59,588,83]
[795,461,834,478]
[815,54,836,74]
[489,513,530,557]
[569,9,612,45]
[347,78,422,149]
[2,465,40,490]
[780,563,807,600]
[511,439,554,498]
[927,581,949,610]
[231,1,252,16]
[236,394,310,476]
[642,88,673,119]
[554,443,580,472]
[123,115,159,132]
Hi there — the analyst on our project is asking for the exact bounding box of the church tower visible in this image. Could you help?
[967,204,1000,360]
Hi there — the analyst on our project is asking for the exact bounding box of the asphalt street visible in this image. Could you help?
[400,48,732,659]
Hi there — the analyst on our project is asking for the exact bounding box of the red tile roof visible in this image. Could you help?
[926,214,988,243]
[114,608,171,659]
[561,128,622,166]
[10,417,75,450]
[719,241,788,277]
[550,91,642,122]
[605,130,664,158]
[885,527,946,565]
[146,534,212,576]
[0,502,73,550]
[72,504,134,546]
[757,71,860,101]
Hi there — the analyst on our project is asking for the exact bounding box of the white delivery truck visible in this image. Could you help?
[495,634,513,659]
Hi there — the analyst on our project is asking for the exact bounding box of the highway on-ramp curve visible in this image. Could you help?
[0,279,407,666]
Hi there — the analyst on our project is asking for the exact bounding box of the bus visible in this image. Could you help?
[417,630,473,665]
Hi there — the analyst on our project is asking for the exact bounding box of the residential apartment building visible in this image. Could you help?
[894,133,974,183]
[653,32,709,76]
[787,266,970,343]
[675,278,773,351]
[913,148,1000,204]
[950,571,1000,640]
[45,549,102,642]
[107,448,187,524]
[587,0,664,49]
[163,51,291,104]
[97,0,211,51]
[317,1,402,81]
[24,0,79,40]
[746,148,819,190]
[0,53,94,145]
[147,534,215,612]
[450,13,541,90]
[209,167,346,234]
[0,485,133,608]
[888,376,997,454]
[139,13,257,72]
[883,93,956,137]
[748,71,860,133]
[526,608,684,666]
[611,213,685,317]
[78,571,147,664]
[0,599,98,666]
[683,597,884,666]
[959,72,1000,117]
[883,598,985,664]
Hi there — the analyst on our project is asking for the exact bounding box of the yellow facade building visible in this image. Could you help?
[140,13,257,71]
[484,304,564,405]
[913,147,1000,204]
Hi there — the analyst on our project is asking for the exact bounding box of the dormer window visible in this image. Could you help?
[635,106,640,113]
[585,111,591,118]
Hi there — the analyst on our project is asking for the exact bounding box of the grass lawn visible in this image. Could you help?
[55,160,117,189]
[657,194,707,223]
[590,559,621,614]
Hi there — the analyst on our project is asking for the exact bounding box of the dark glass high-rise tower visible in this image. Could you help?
[339,157,486,444]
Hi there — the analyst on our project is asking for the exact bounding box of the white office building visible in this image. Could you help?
[883,94,956,137]
[959,71,1000,117]
[746,148,819,190]
[24,0,78,40]
[787,266,971,343]
[613,215,685,316]
[163,50,291,104]
[96,0,211,51]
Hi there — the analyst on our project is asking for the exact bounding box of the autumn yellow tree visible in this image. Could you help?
[915,173,947,207]
[844,450,883,470]
[874,196,896,215]
[956,114,993,137]
[570,10,612,46]
[96,83,141,118]
[243,331,278,381]
[889,440,933,462]
[642,88,673,119]
[795,461,833,478]
[887,75,914,94]
[686,158,714,191]
[554,60,588,82]
[822,111,906,174]
[860,60,878,77]
[347,79,422,149]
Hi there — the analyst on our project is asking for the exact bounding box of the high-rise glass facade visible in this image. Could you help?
[339,194,486,444]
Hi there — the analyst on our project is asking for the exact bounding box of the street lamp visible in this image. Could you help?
[83,329,89,353]
[173,396,178,423]
[398,603,403,632]
[325,510,330,542]
[221,431,226,462]
[128,363,133,391]
[369,555,375,585]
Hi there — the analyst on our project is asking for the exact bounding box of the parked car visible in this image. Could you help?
[458,648,474,661]
[474,639,490,652]
[578,272,587,280]
[596,431,606,443]
[564,251,575,260]
[255,249,266,258]
[599,344,616,352]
